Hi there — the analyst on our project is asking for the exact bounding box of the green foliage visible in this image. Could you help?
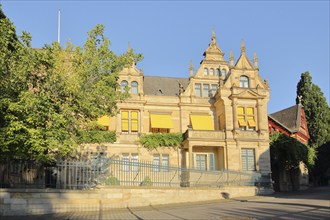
[105,176,120,186]
[140,176,152,187]
[313,141,330,185]
[0,9,142,163]
[296,71,330,149]
[270,132,315,170]
[139,133,183,150]
[77,130,116,144]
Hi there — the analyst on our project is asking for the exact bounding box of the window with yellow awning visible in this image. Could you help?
[190,115,214,130]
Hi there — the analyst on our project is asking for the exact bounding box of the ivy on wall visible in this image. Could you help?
[77,127,116,144]
[139,133,183,150]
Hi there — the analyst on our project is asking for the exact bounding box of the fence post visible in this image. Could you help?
[64,159,67,189]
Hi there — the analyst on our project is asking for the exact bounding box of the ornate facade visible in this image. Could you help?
[93,29,271,182]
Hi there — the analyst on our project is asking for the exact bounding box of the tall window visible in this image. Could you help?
[196,154,207,171]
[211,84,218,96]
[131,81,138,94]
[122,154,130,172]
[153,154,169,172]
[122,153,139,172]
[193,153,215,171]
[121,110,139,133]
[162,154,169,171]
[216,68,221,76]
[131,111,138,132]
[153,154,160,172]
[209,153,215,171]
[222,69,227,77]
[240,76,249,88]
[237,107,256,131]
[210,68,215,76]
[246,107,256,130]
[203,84,210,97]
[195,83,202,97]
[131,154,139,172]
[120,80,128,92]
[204,68,208,76]
[241,149,255,171]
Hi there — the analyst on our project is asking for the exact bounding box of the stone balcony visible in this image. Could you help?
[183,129,226,141]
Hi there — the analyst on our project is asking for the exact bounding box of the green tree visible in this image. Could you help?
[0,6,142,163]
[296,71,330,149]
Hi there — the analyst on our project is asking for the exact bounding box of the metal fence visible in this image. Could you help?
[0,158,262,189]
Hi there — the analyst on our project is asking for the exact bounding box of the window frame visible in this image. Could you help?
[120,80,128,92]
[222,69,227,78]
[237,106,256,131]
[193,153,215,171]
[241,148,256,171]
[211,84,218,96]
[216,68,221,76]
[239,76,249,88]
[203,68,209,76]
[131,81,138,94]
[203,84,210,97]
[153,154,170,172]
[195,83,202,97]
[210,68,215,76]
[121,110,139,133]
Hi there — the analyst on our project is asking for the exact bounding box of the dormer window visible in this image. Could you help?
[204,68,208,76]
[121,80,128,92]
[222,69,226,78]
[216,68,220,76]
[131,81,138,94]
[239,76,249,88]
[210,68,214,76]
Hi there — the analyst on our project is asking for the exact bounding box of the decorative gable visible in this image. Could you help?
[234,41,254,70]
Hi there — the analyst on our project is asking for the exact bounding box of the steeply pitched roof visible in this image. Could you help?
[143,76,189,96]
[270,104,301,132]
[234,40,254,69]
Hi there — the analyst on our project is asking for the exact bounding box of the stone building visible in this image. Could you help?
[93,29,271,183]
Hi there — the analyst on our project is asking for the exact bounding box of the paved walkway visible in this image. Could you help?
[5,187,330,220]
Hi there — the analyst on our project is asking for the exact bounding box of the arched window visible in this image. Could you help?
[210,68,214,76]
[204,68,208,76]
[131,81,138,94]
[216,68,221,76]
[120,80,128,92]
[222,69,226,77]
[240,76,249,88]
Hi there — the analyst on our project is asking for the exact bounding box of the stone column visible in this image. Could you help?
[232,98,238,130]
[257,99,263,131]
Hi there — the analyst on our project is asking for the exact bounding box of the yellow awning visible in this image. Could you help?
[247,107,254,115]
[238,115,247,126]
[190,115,214,130]
[121,111,129,119]
[131,120,138,132]
[150,114,173,129]
[237,107,245,115]
[97,115,110,127]
[247,116,256,127]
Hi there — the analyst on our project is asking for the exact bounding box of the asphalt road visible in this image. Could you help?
[5,187,330,220]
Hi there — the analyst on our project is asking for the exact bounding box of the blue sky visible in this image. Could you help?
[1,1,329,113]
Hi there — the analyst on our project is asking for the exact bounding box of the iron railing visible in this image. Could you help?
[0,158,262,189]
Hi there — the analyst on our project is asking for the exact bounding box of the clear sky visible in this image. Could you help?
[1,1,329,113]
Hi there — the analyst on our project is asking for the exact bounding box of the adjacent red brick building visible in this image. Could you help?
[268,102,310,191]
[268,103,310,145]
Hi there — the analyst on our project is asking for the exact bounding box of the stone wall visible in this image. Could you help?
[1,186,260,216]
